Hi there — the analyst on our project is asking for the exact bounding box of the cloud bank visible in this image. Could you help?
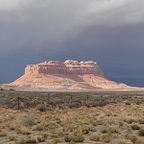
[0,0,144,82]
[0,0,144,52]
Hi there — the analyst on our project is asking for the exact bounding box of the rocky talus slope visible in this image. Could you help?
[1,60,130,90]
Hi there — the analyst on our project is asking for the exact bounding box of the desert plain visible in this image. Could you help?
[0,90,144,144]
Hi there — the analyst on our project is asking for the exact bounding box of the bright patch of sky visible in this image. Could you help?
[0,0,19,11]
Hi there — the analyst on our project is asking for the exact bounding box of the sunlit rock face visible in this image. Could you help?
[25,61,66,75]
[1,60,130,91]
[25,60,104,76]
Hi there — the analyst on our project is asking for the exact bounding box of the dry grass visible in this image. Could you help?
[0,91,144,143]
[0,102,144,143]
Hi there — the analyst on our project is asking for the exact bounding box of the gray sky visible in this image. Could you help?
[0,0,144,86]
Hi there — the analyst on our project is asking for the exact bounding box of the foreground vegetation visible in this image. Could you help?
[0,90,144,143]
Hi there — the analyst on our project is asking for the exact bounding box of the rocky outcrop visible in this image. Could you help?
[1,60,130,91]
[25,60,104,76]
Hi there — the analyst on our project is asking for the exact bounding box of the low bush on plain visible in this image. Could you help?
[36,104,47,112]
[138,129,144,136]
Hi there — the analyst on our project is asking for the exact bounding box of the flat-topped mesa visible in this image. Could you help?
[1,59,132,90]
[25,60,104,76]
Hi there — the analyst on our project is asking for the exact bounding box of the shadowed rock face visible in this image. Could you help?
[1,60,131,91]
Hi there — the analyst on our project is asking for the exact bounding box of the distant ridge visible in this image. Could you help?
[1,60,137,91]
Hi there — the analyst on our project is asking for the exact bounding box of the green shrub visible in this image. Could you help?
[119,121,124,127]
[26,139,37,143]
[64,135,72,142]
[36,104,47,112]
[73,134,85,142]
[126,119,137,124]
[18,138,26,144]
[42,133,48,139]
[130,135,137,143]
[101,129,107,133]
[131,125,140,130]
[18,138,37,143]
[101,134,111,143]
[9,88,15,91]
[107,126,118,133]
[15,126,31,135]
[9,136,17,141]
[37,137,45,142]
[82,127,90,134]
[139,119,144,124]
[138,129,144,136]
[21,117,35,127]
[50,133,58,138]
[90,134,100,141]
[0,88,5,91]
[53,138,61,144]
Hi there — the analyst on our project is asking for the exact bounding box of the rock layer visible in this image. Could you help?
[25,60,104,76]
[1,60,130,90]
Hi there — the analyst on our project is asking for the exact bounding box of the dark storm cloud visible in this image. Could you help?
[0,0,144,86]
[1,0,144,53]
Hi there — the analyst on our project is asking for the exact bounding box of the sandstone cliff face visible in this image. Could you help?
[2,60,130,90]
[25,60,104,76]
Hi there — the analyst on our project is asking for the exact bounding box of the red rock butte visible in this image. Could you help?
[1,60,131,91]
